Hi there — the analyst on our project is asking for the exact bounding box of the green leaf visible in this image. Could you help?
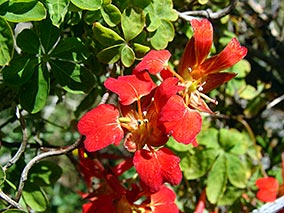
[93,22,124,46]
[50,37,88,61]
[229,59,251,79]
[3,1,46,22]
[29,161,62,186]
[0,166,5,186]
[150,19,174,50]
[146,12,161,32]
[197,127,220,149]
[46,0,69,27]
[121,45,135,67]
[96,44,123,64]
[100,3,121,27]
[71,0,102,10]
[3,56,37,86]
[206,153,227,204]
[166,136,194,152]
[217,186,242,206]
[22,183,49,212]
[38,19,61,53]
[121,7,145,41]
[181,149,218,180]
[16,29,40,54]
[132,43,150,59]
[219,128,248,155]
[226,153,247,188]
[84,10,101,25]
[50,60,95,93]
[0,16,14,66]
[19,64,49,113]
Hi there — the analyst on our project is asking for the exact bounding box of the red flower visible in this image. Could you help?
[256,177,279,202]
[158,95,201,145]
[133,50,171,75]
[178,19,247,85]
[133,147,182,192]
[148,185,179,213]
[104,74,155,105]
[77,104,124,152]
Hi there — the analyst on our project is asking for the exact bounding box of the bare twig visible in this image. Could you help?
[15,136,83,202]
[178,0,238,21]
[0,190,24,210]
[3,107,28,170]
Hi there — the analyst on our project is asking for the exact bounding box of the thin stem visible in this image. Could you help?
[4,107,28,170]
[0,190,23,210]
[178,0,238,21]
[15,136,83,202]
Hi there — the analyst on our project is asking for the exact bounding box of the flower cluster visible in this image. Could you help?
[77,18,247,212]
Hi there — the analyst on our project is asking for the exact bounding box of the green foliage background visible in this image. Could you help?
[0,0,283,212]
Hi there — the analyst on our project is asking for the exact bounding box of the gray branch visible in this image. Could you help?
[178,0,238,21]
[15,136,83,202]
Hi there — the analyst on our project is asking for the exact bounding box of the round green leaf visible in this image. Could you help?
[0,166,6,186]
[206,154,227,204]
[71,0,102,10]
[100,3,121,27]
[226,153,247,188]
[0,16,14,66]
[181,149,218,180]
[133,43,150,59]
[150,19,174,50]
[84,10,101,25]
[121,7,145,41]
[3,1,46,22]
[121,45,135,67]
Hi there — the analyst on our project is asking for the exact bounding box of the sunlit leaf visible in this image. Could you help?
[121,7,145,41]
[150,19,174,49]
[121,45,135,67]
[93,22,124,46]
[0,16,14,66]
[3,1,46,22]
[206,153,227,204]
[226,153,247,188]
[217,187,242,206]
[71,0,102,10]
[100,3,121,27]
[46,0,69,27]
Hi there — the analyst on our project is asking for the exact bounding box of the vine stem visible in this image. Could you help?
[15,136,84,202]
[3,107,28,170]
[178,0,238,21]
[0,190,24,211]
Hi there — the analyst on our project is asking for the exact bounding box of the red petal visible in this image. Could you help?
[159,95,202,144]
[201,38,248,74]
[202,72,237,93]
[78,104,124,152]
[154,77,184,111]
[133,148,182,192]
[104,75,155,105]
[150,185,179,213]
[133,50,171,75]
[178,19,213,78]
[256,177,279,202]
